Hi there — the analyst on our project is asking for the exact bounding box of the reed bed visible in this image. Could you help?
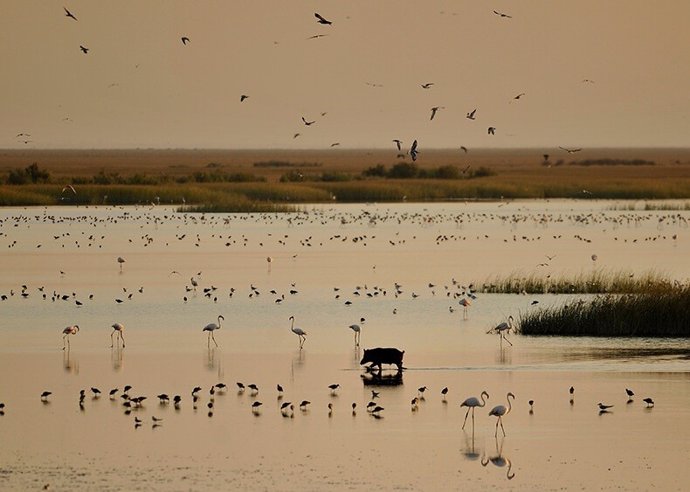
[480,270,677,294]
[518,286,690,337]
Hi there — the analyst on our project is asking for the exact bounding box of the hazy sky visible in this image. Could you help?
[2,1,689,150]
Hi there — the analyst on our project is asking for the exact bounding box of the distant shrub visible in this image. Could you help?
[6,162,50,185]
[388,162,419,178]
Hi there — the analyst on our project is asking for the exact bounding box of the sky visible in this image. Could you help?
[1,1,689,150]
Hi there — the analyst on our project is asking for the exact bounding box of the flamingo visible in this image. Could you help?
[62,325,79,350]
[460,391,489,430]
[111,322,125,348]
[459,297,471,319]
[289,316,307,349]
[489,392,515,437]
[492,316,514,346]
[203,315,224,347]
[349,317,364,346]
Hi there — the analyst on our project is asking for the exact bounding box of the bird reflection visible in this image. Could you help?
[206,347,218,371]
[111,345,124,372]
[290,349,306,382]
[496,345,512,365]
[481,436,515,480]
[62,348,79,374]
[461,429,481,461]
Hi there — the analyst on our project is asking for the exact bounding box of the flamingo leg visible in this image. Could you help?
[494,418,500,437]
[111,330,115,348]
[63,334,67,350]
[502,334,513,346]
[211,332,218,347]
[461,407,471,429]
[499,417,506,436]
[119,331,125,348]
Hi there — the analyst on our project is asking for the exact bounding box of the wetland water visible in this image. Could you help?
[0,201,689,490]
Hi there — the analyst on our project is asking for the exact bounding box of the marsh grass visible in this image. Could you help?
[518,286,690,337]
[480,270,675,294]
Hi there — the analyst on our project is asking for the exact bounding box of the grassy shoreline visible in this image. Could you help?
[517,286,690,337]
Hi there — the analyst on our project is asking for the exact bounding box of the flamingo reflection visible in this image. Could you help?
[481,437,515,480]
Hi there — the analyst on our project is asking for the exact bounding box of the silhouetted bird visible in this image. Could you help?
[314,13,332,25]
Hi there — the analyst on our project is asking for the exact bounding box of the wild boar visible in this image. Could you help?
[360,347,405,371]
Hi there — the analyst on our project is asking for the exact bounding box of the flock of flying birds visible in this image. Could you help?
[12,6,596,156]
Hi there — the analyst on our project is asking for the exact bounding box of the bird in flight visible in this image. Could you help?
[61,185,77,195]
[421,83,434,89]
[293,133,301,139]
[410,140,419,161]
[181,37,190,45]
[301,117,315,126]
[493,10,512,18]
[307,34,328,40]
[79,45,89,54]
[513,93,526,100]
[466,109,477,120]
[315,13,332,25]
[559,146,582,154]
[488,127,496,135]
[330,142,340,147]
[430,106,444,121]
[392,139,402,151]
[460,146,468,154]
[64,7,77,21]
[240,95,249,102]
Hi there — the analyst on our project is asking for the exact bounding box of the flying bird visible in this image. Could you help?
[493,10,512,18]
[61,185,76,194]
[240,95,249,102]
[181,37,190,45]
[513,93,526,100]
[410,140,419,161]
[421,83,434,89]
[307,34,328,40]
[301,117,315,126]
[79,45,89,54]
[64,7,77,21]
[460,146,468,154]
[559,146,582,154]
[314,13,332,25]
[392,139,402,151]
[466,109,477,120]
[430,106,444,121]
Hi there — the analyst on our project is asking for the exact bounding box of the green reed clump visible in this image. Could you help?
[518,286,690,337]
[480,270,675,294]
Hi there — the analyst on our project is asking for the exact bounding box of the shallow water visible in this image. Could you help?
[0,201,689,490]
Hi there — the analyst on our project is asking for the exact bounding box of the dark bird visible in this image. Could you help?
[441,387,449,397]
[124,385,132,393]
[91,388,101,397]
[528,400,534,413]
[109,388,118,398]
[493,10,512,18]
[430,106,444,120]
[410,140,419,161]
[307,34,328,40]
[181,37,190,45]
[371,390,380,399]
[214,383,227,391]
[299,400,311,410]
[276,384,284,394]
[626,388,635,398]
[301,116,315,126]
[240,95,249,102]
[643,397,654,407]
[559,146,582,154]
[236,382,245,391]
[488,127,496,135]
[513,92,526,100]
[598,402,614,411]
[392,139,402,151]
[251,401,263,411]
[64,7,77,21]
[466,109,477,120]
[79,45,89,54]
[460,146,468,153]
[421,83,434,89]
[314,13,332,25]
[41,391,52,401]
[328,384,340,394]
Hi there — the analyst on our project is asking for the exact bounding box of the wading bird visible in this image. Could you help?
[289,316,307,349]
[117,257,126,271]
[111,322,125,348]
[489,392,515,437]
[643,397,654,407]
[492,316,514,346]
[203,315,224,347]
[461,391,489,430]
[348,318,364,346]
[62,325,79,350]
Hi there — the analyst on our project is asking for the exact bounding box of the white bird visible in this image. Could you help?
[61,185,77,194]
[493,316,514,346]
[489,392,515,437]
[289,316,307,349]
[460,391,489,430]
[203,315,224,347]
[349,317,365,346]
[62,325,79,350]
[111,322,125,348]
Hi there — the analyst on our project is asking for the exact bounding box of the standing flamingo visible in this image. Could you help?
[459,298,471,319]
[492,316,514,346]
[62,325,79,350]
[111,322,125,348]
[349,317,365,346]
[460,391,489,430]
[489,392,515,437]
[289,316,307,349]
[203,315,224,347]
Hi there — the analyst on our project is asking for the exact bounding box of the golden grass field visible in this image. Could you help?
[1,148,690,207]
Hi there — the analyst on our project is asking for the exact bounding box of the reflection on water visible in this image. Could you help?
[495,346,512,365]
[461,431,481,461]
[62,349,78,375]
[111,346,124,372]
[360,368,404,387]
[481,436,515,480]
[205,347,218,371]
